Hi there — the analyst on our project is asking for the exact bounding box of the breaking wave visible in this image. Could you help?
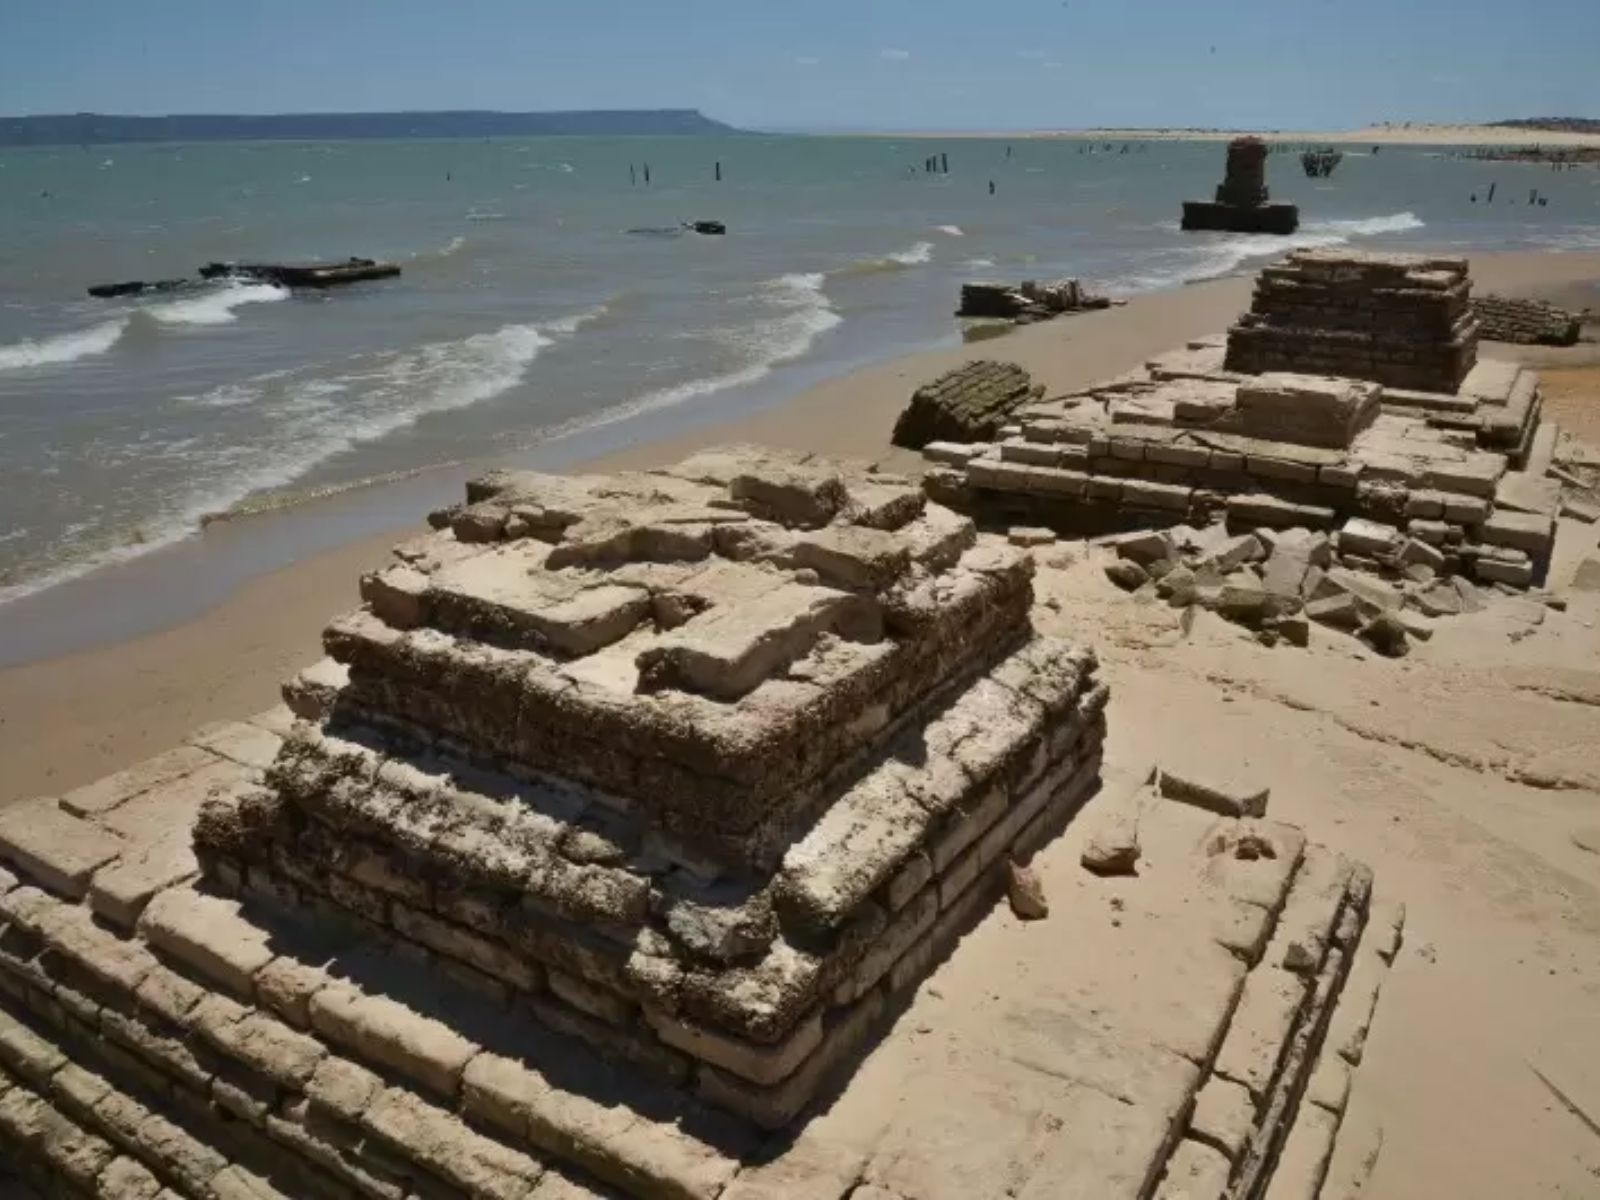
[537,271,842,440]
[0,319,128,372]
[840,241,936,275]
[936,224,965,237]
[142,282,287,327]
[1107,211,1426,294]
[0,307,605,607]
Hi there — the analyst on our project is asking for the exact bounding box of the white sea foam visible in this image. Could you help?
[540,272,842,439]
[1109,211,1425,293]
[0,308,598,607]
[0,319,128,372]
[143,282,287,327]
[889,241,935,265]
[936,224,965,237]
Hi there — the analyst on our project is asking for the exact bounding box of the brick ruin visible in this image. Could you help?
[921,254,1555,601]
[1181,137,1300,236]
[1471,294,1582,346]
[890,359,1042,449]
[955,278,1111,325]
[1225,250,1479,393]
[0,445,1401,1199]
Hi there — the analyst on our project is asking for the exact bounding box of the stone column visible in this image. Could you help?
[1215,136,1270,207]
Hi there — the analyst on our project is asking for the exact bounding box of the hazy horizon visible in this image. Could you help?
[3,0,1597,133]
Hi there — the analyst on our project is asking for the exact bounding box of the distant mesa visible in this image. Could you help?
[0,108,740,146]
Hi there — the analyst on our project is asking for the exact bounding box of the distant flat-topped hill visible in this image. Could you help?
[0,109,741,146]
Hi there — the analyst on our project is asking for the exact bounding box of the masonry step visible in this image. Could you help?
[0,740,1392,1200]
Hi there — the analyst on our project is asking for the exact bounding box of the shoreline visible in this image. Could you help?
[851,123,1600,147]
[2,244,1598,803]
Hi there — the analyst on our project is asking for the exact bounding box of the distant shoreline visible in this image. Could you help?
[836,124,1600,148]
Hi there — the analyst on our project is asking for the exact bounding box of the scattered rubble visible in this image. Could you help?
[1099,520,1512,654]
[956,278,1112,325]
[920,253,1568,628]
[1004,860,1050,919]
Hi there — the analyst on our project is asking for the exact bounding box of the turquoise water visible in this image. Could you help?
[0,134,1596,603]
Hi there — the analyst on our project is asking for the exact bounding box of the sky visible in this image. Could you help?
[2,0,1597,133]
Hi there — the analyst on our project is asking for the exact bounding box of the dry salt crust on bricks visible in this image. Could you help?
[0,447,1393,1199]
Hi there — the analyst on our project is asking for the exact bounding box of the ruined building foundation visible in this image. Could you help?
[922,252,1557,594]
[0,447,1395,1199]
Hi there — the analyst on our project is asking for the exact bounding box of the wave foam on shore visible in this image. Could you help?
[142,282,287,327]
[0,319,129,372]
[532,270,843,444]
[1109,210,1424,292]
[0,306,605,608]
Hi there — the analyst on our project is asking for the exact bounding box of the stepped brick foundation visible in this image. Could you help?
[0,446,1399,1198]
[1225,250,1479,393]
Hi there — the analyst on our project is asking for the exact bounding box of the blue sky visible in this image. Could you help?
[2,0,1596,131]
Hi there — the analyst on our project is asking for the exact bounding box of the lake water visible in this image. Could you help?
[1,133,1596,605]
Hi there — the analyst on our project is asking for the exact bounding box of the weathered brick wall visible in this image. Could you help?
[891,360,1041,449]
[1226,251,1480,394]
[1472,295,1581,346]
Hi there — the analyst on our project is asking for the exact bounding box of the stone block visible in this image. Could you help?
[1213,967,1308,1102]
[89,830,199,929]
[1480,508,1554,556]
[1158,765,1269,819]
[1336,518,1400,557]
[1156,1139,1233,1200]
[138,889,275,997]
[0,799,125,899]
[1188,1073,1256,1164]
[646,1006,823,1086]
[59,746,220,819]
[188,721,284,771]
[308,986,479,1099]
[1122,478,1194,512]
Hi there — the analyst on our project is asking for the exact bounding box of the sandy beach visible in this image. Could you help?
[2,246,1598,805]
[893,123,1600,147]
[1,241,1598,1198]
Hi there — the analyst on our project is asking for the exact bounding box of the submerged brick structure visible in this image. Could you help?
[1225,249,1479,393]
[1181,136,1300,236]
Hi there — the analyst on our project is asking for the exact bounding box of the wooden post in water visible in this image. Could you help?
[715,161,722,182]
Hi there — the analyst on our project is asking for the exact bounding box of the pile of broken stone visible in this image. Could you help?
[956,278,1112,325]
[1100,516,1556,656]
